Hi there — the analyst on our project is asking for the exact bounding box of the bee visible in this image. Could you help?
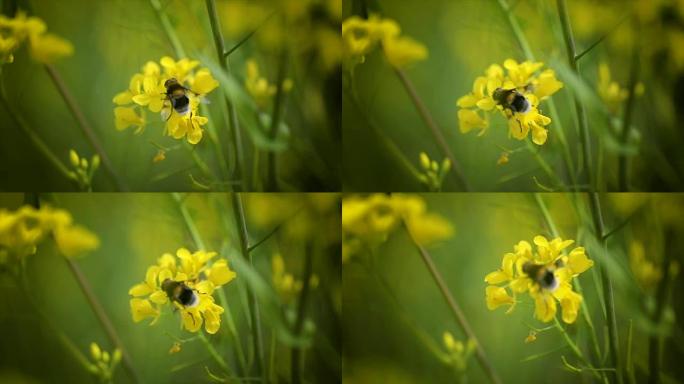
[522,259,564,291]
[161,278,199,308]
[162,78,192,120]
[492,87,531,114]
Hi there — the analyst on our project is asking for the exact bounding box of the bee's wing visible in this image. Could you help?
[160,106,172,122]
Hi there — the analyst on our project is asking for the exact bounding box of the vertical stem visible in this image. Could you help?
[149,0,187,57]
[231,193,265,380]
[587,192,623,384]
[557,0,595,192]
[65,260,140,383]
[648,230,674,384]
[291,244,313,384]
[266,48,289,192]
[198,332,233,376]
[206,0,246,191]
[617,21,640,191]
[403,224,501,384]
[394,68,470,191]
[44,65,126,191]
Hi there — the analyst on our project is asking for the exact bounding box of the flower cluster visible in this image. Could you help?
[342,194,453,262]
[112,57,219,145]
[0,11,73,64]
[417,152,450,192]
[271,252,319,303]
[597,62,644,114]
[484,236,593,323]
[0,205,99,264]
[244,59,293,109]
[128,248,236,334]
[68,149,100,191]
[342,15,427,69]
[86,342,121,382]
[442,332,476,372]
[457,59,563,145]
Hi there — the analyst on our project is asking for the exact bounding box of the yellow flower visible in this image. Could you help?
[484,236,593,323]
[417,152,450,191]
[112,57,217,145]
[128,248,237,334]
[596,63,643,114]
[524,331,537,343]
[0,11,72,64]
[53,224,100,259]
[442,332,476,371]
[86,342,121,382]
[153,149,166,163]
[458,59,562,146]
[271,252,317,302]
[382,35,427,69]
[67,149,100,191]
[497,152,510,165]
[244,59,291,109]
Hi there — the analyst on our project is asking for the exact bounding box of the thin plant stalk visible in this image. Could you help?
[393,68,470,191]
[206,0,246,191]
[497,0,577,190]
[556,0,595,192]
[44,65,126,191]
[65,259,140,383]
[617,20,640,191]
[172,193,249,376]
[402,223,502,384]
[149,0,187,57]
[553,318,602,380]
[648,230,674,384]
[231,193,266,381]
[198,332,233,376]
[291,243,313,384]
[266,47,289,191]
[586,192,624,384]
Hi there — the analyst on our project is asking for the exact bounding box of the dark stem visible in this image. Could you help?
[648,230,674,384]
[266,47,289,191]
[231,193,265,380]
[44,65,126,191]
[291,243,313,384]
[206,0,246,191]
[618,20,640,191]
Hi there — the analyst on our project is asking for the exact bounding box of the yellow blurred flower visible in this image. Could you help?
[67,149,100,191]
[112,57,218,145]
[484,236,593,323]
[128,248,236,334]
[383,35,428,69]
[497,152,510,166]
[442,332,476,371]
[0,11,73,65]
[271,253,318,303]
[0,205,99,265]
[457,59,562,146]
[597,63,644,114]
[342,194,453,260]
[417,152,450,192]
[244,59,293,109]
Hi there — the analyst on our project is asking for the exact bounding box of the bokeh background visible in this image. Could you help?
[343,193,684,383]
[0,193,341,383]
[343,0,684,191]
[0,0,341,191]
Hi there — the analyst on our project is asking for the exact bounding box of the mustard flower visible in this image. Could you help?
[244,59,293,109]
[0,205,99,265]
[271,252,319,303]
[442,332,476,372]
[457,59,563,145]
[342,194,453,260]
[128,248,236,334]
[68,149,100,191]
[86,342,121,382]
[0,11,73,65]
[417,152,450,192]
[342,15,427,70]
[112,57,219,145]
[484,236,593,323]
[597,63,644,114]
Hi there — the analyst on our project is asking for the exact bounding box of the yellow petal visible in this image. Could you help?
[181,309,203,332]
[484,271,508,284]
[29,33,73,63]
[149,290,169,304]
[112,91,132,105]
[53,225,100,258]
[533,293,556,322]
[128,283,152,297]
[567,247,594,275]
[130,298,159,323]
[207,260,237,286]
[485,285,514,310]
[191,69,219,95]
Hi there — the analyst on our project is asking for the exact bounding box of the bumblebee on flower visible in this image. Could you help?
[457,59,563,146]
[129,248,236,334]
[484,235,593,324]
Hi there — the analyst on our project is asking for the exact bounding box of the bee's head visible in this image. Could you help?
[164,78,180,88]
[492,87,506,103]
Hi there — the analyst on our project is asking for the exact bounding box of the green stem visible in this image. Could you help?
[393,68,470,191]
[497,0,576,190]
[44,65,126,191]
[201,103,232,184]
[0,78,74,183]
[266,47,289,192]
[617,20,640,191]
[198,332,233,376]
[587,192,623,384]
[231,193,266,381]
[291,243,313,384]
[149,0,187,57]
[268,331,277,383]
[648,230,674,384]
[557,0,595,192]
[206,0,246,191]
[553,317,601,379]
[65,259,140,383]
[403,223,501,384]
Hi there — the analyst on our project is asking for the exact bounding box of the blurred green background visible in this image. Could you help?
[0,193,341,383]
[343,193,684,383]
[343,0,684,191]
[0,0,341,192]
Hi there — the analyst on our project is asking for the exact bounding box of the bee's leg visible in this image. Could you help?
[165,108,173,122]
